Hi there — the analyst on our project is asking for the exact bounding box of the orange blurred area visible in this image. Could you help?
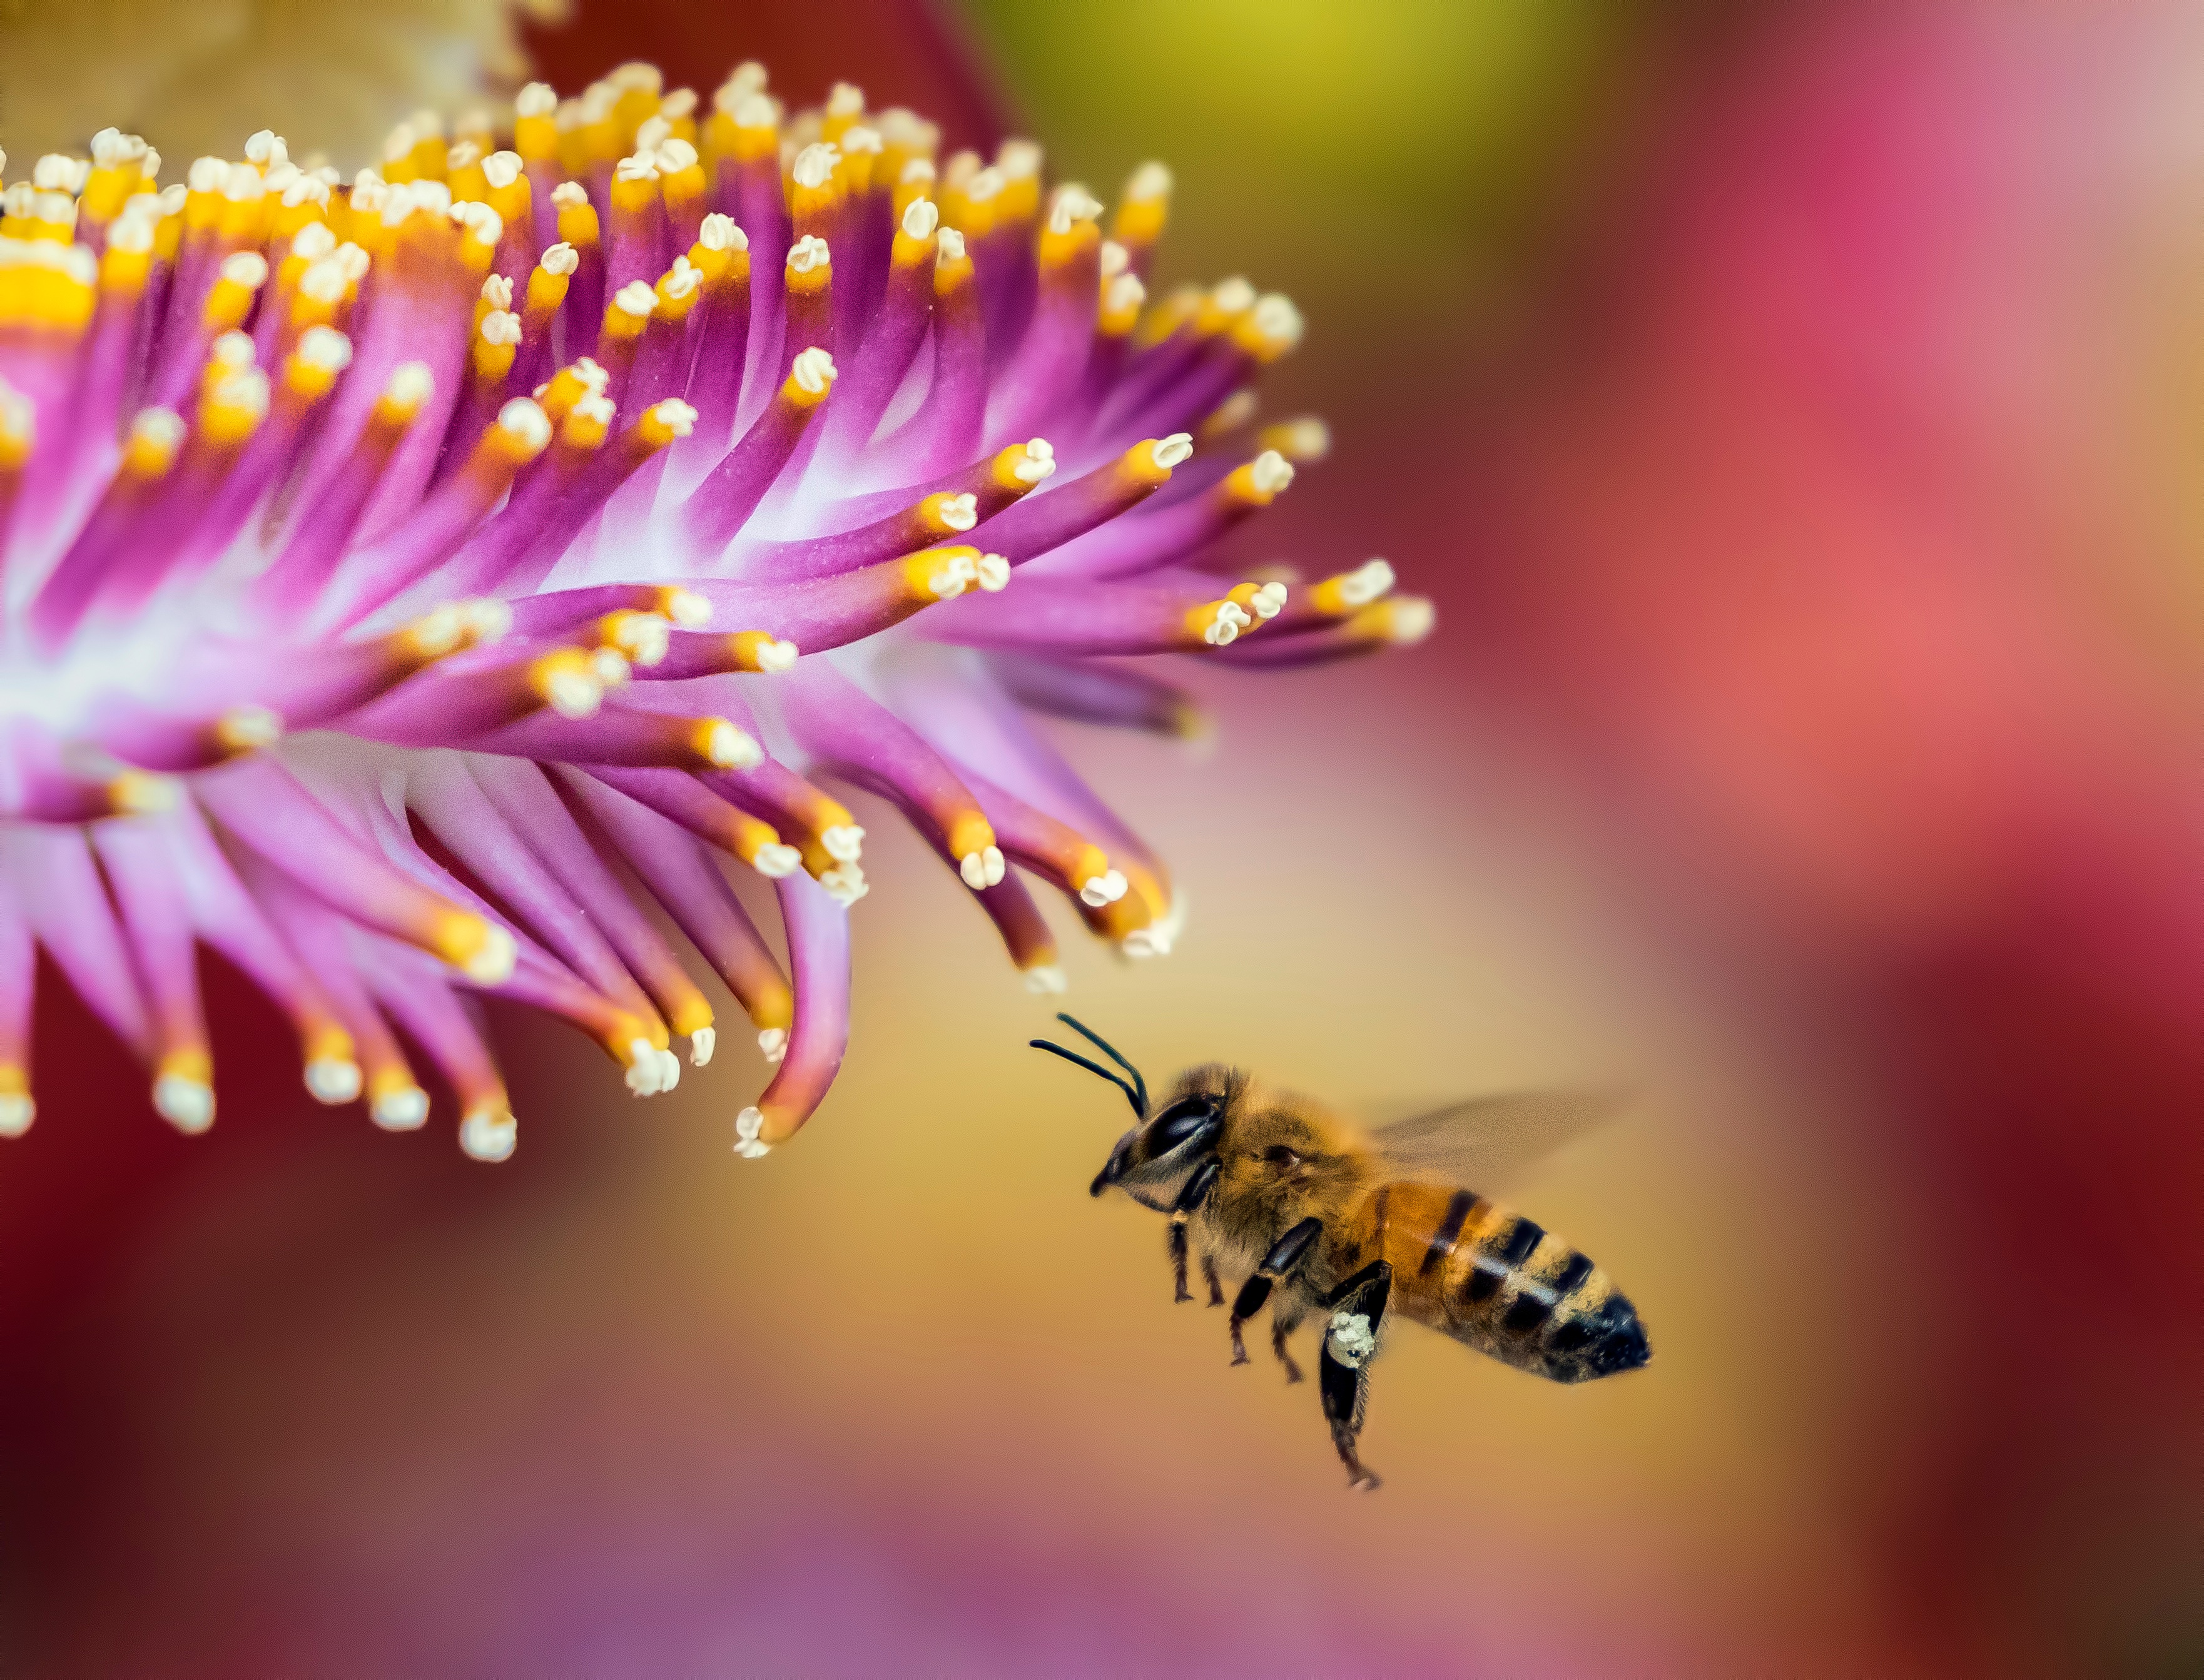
[0,3,2196,1673]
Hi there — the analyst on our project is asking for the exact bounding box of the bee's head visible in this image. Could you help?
[1028,1018,1237,1207]
[1091,1065,1246,1205]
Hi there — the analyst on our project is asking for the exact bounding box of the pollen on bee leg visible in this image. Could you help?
[1328,1309,1377,1367]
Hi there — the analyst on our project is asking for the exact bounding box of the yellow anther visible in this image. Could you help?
[723,809,796,874]
[611,160,659,219]
[1196,277,1257,337]
[559,393,615,450]
[1343,595,1436,646]
[900,545,982,602]
[1257,417,1330,462]
[691,716,763,770]
[121,410,185,478]
[0,382,34,471]
[1186,597,1252,647]
[372,363,434,429]
[486,398,552,465]
[99,238,152,296]
[446,144,490,204]
[1308,559,1394,617]
[785,232,831,296]
[601,278,656,344]
[472,310,520,382]
[1122,434,1192,489]
[1231,293,1305,363]
[200,370,270,447]
[1222,450,1293,507]
[947,811,997,861]
[109,770,183,815]
[918,490,978,535]
[1112,161,1172,250]
[1099,271,1145,337]
[214,704,284,754]
[1227,580,1289,627]
[654,585,711,628]
[537,360,605,424]
[527,646,603,717]
[555,188,601,248]
[933,229,973,296]
[634,399,696,450]
[1134,284,1202,349]
[653,258,703,322]
[430,909,517,984]
[515,83,560,163]
[728,630,799,673]
[781,347,836,409]
[990,439,1056,492]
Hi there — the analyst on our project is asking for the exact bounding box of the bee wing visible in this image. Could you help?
[1367,1090,1628,1189]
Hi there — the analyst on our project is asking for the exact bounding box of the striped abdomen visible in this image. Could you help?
[1339,1181,1650,1383]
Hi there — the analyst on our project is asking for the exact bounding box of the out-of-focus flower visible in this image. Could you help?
[0,61,1429,1161]
[0,0,566,166]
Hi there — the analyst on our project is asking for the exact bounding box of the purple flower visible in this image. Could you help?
[0,63,1430,1160]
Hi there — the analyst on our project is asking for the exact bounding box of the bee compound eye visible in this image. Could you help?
[1150,1096,1216,1153]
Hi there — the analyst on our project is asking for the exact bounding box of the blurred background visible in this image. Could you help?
[0,2,2196,1672]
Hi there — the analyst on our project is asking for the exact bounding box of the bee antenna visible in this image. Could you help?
[1050,1013,1149,1113]
[1029,1038,1146,1121]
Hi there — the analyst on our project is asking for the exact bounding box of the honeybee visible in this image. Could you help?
[1032,1015,1652,1490]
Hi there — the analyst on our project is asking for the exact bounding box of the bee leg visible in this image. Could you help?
[1228,1217,1324,1367]
[1201,1253,1226,1308]
[1166,1158,1221,1304]
[1318,1260,1393,1492]
[1270,1304,1308,1384]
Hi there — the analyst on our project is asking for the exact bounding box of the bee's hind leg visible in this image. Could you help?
[1317,1260,1393,1492]
[1270,1302,1308,1384]
[1228,1217,1324,1365]
[1165,1158,1221,1303]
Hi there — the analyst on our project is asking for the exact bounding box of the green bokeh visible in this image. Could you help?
[958,0,1641,306]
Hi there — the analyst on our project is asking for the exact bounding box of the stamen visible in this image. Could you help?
[0,60,1419,1155]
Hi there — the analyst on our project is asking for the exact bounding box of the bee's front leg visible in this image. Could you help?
[1318,1260,1393,1492]
[1165,1158,1221,1303]
[1227,1217,1324,1365]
